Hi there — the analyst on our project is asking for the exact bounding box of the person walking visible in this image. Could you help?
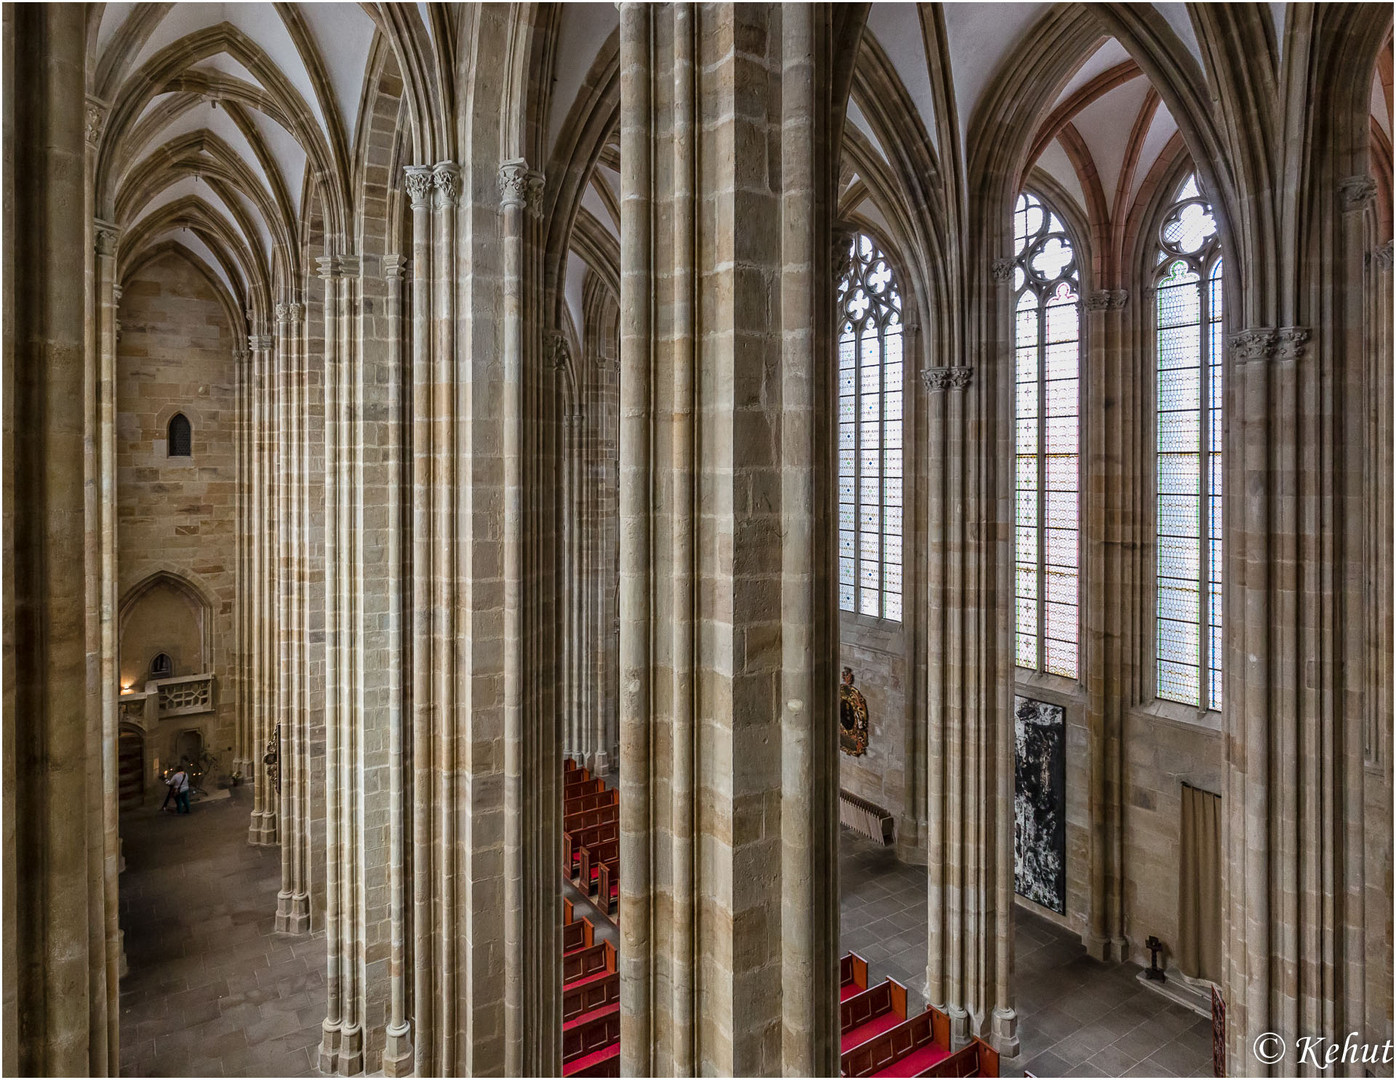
[169,766,191,814]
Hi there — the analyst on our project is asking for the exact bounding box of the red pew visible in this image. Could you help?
[563,916,596,955]
[565,822,619,877]
[595,861,618,914]
[563,940,616,990]
[564,970,619,1025]
[912,1038,998,1078]
[579,839,619,894]
[562,1003,621,1076]
[565,776,604,801]
[841,1006,953,1078]
[840,952,870,1001]
[841,979,908,1052]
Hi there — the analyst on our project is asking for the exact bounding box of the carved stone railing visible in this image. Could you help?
[117,673,216,721]
[119,691,153,727]
[153,673,215,716]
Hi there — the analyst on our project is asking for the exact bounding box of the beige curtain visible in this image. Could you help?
[1177,783,1222,981]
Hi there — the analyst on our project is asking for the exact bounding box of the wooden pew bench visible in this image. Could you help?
[565,822,619,878]
[562,1002,621,1077]
[563,916,596,955]
[579,839,619,893]
[840,952,870,1001]
[840,1005,951,1078]
[595,862,618,914]
[563,940,616,991]
[841,979,908,1052]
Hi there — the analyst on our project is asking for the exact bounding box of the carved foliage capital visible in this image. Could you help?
[1338,174,1377,211]
[921,366,973,392]
[1084,289,1128,311]
[1374,240,1394,273]
[498,161,528,210]
[404,165,434,209]
[991,258,1014,282]
[94,222,119,257]
[432,161,461,206]
[1230,326,1310,364]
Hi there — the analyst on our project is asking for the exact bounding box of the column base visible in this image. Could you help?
[319,1021,341,1073]
[991,1006,1020,1059]
[591,749,610,775]
[947,1005,970,1049]
[247,810,278,846]
[382,1023,413,1077]
[274,890,310,935]
[336,1023,365,1076]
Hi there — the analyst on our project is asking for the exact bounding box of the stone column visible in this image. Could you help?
[617,6,655,1073]
[275,299,311,936]
[381,254,413,1077]
[3,4,116,1071]
[93,220,123,1075]
[248,329,278,847]
[499,158,527,1079]
[618,6,839,1073]
[1081,287,1131,962]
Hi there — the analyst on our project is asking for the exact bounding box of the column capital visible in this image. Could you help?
[432,161,461,207]
[1338,174,1377,212]
[316,253,358,283]
[94,221,119,257]
[499,159,528,209]
[233,346,251,364]
[564,410,585,428]
[85,97,108,149]
[384,254,409,279]
[832,222,857,284]
[1083,289,1128,311]
[921,366,972,392]
[990,258,1014,282]
[1373,239,1394,273]
[1229,326,1310,364]
[112,283,123,304]
[248,334,274,351]
[275,302,292,324]
[404,165,434,210]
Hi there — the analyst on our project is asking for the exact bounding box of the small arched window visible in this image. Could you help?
[1012,191,1081,679]
[836,231,904,622]
[149,653,173,679]
[168,413,192,457]
[1153,173,1223,711]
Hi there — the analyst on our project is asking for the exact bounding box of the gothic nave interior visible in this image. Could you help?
[3,2,1393,1077]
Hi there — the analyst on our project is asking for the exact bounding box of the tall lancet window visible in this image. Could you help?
[1012,192,1080,678]
[837,232,904,622]
[1154,173,1223,711]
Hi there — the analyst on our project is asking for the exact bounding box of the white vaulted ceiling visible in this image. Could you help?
[92,1,379,314]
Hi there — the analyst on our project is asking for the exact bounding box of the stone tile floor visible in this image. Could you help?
[840,827,1215,1078]
[119,787,324,1078]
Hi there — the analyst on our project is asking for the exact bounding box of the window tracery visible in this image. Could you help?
[837,232,904,622]
[1012,192,1080,679]
[1153,173,1223,711]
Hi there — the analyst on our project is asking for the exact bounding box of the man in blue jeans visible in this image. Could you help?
[168,767,191,814]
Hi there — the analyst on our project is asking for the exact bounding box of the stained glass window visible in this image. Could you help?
[1154,173,1223,710]
[837,232,903,622]
[1012,193,1080,678]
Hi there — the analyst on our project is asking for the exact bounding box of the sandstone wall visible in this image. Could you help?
[117,249,240,790]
